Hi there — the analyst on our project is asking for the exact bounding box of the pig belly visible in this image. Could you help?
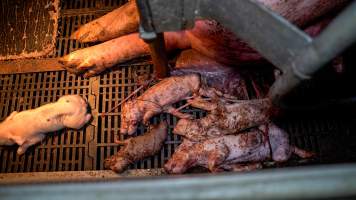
[186,20,263,66]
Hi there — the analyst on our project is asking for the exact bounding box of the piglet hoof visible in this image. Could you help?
[300,151,315,159]
[16,148,25,155]
[114,139,126,145]
[293,146,315,159]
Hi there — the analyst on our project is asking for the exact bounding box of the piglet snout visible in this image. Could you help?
[120,129,127,134]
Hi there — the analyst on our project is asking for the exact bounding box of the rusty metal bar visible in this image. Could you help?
[146,33,169,78]
[136,0,169,79]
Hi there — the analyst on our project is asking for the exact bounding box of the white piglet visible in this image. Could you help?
[0,95,92,154]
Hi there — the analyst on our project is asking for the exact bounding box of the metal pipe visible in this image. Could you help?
[1,164,356,199]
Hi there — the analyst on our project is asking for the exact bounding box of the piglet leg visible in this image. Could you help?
[207,143,229,172]
[17,134,46,155]
[187,97,218,111]
[292,146,315,159]
[222,163,263,172]
[165,106,193,119]
[60,32,190,77]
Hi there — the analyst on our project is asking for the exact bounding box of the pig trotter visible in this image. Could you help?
[60,34,150,78]
[292,146,315,159]
[70,0,139,43]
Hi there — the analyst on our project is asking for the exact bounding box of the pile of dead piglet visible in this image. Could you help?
[104,74,313,174]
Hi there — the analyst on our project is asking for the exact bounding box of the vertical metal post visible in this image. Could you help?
[136,0,169,79]
[146,33,169,78]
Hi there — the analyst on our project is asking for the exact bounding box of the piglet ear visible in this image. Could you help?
[143,111,155,124]
[85,114,92,123]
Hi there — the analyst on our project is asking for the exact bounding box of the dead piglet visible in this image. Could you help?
[0,95,91,154]
[173,113,226,142]
[105,121,167,173]
[165,123,313,174]
[120,74,200,135]
[164,129,269,174]
[173,98,272,142]
[171,49,250,99]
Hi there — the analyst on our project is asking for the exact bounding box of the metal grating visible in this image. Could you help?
[0,0,60,60]
[60,0,125,9]
[1,0,356,173]
[94,65,207,170]
[0,71,93,172]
